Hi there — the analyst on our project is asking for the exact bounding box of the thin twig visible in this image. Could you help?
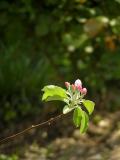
[0,113,65,144]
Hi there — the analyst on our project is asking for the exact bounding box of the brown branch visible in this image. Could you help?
[0,113,65,144]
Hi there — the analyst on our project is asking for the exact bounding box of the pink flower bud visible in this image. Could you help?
[74,79,82,87]
[71,84,76,91]
[65,82,70,88]
[74,79,82,91]
[77,85,82,91]
[81,88,87,95]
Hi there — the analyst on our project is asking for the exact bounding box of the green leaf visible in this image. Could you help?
[42,85,67,102]
[45,95,67,102]
[63,105,73,114]
[73,107,82,127]
[82,100,95,115]
[80,111,89,134]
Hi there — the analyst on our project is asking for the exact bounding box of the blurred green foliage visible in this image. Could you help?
[0,0,120,124]
[0,154,18,160]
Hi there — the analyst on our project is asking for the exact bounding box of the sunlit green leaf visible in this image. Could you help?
[44,95,67,102]
[80,111,89,134]
[83,100,95,115]
[73,107,82,127]
[63,105,73,114]
[42,85,67,102]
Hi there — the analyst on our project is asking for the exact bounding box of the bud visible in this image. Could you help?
[65,82,70,88]
[81,88,87,95]
[74,79,82,91]
[75,79,82,87]
[71,84,76,91]
[77,85,82,92]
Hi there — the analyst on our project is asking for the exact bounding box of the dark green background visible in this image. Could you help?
[0,0,120,124]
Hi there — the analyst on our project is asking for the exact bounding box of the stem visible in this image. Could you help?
[0,113,65,144]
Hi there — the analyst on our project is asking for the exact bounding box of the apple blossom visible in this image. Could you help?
[65,82,70,88]
[71,84,76,91]
[81,88,87,95]
[65,79,87,96]
[74,79,82,88]
[42,79,95,134]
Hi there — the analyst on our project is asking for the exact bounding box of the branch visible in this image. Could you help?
[0,113,65,144]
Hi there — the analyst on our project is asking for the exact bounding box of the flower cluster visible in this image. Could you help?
[42,79,95,134]
[65,79,87,96]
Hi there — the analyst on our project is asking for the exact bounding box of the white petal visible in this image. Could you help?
[75,79,82,86]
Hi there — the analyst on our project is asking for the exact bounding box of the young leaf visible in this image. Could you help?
[43,95,67,102]
[82,100,95,115]
[63,105,73,114]
[73,107,82,127]
[42,85,67,102]
[80,111,89,134]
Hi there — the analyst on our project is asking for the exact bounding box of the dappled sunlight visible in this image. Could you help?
[0,0,120,159]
